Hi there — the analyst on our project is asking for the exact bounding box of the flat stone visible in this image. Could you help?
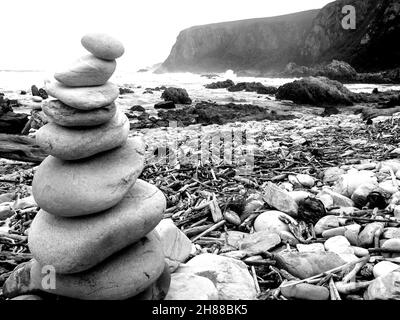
[254,210,296,233]
[275,251,346,279]
[3,231,165,300]
[29,179,165,274]
[45,81,119,110]
[296,243,325,253]
[43,99,116,127]
[32,137,145,217]
[176,253,257,300]
[281,282,330,300]
[238,231,281,255]
[155,219,194,272]
[165,273,219,300]
[263,182,298,216]
[36,110,129,160]
[319,188,354,207]
[54,54,116,87]
[81,33,125,60]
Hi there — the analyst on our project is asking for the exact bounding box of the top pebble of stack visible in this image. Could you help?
[81,33,125,60]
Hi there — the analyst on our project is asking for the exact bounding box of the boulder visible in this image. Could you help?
[165,273,219,300]
[276,77,355,106]
[29,180,165,274]
[154,101,176,109]
[238,231,281,255]
[175,253,257,300]
[281,282,330,300]
[365,269,400,300]
[253,210,296,234]
[81,33,125,60]
[36,110,129,160]
[54,54,116,87]
[3,231,165,300]
[161,87,192,104]
[43,99,116,127]
[32,137,145,217]
[263,182,298,217]
[275,251,346,279]
[45,81,119,110]
[155,219,194,272]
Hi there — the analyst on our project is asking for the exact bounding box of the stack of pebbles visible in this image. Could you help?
[4,34,169,300]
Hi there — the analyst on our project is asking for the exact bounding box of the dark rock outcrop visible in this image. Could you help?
[276,77,355,106]
[158,0,400,75]
[130,105,146,112]
[227,82,278,95]
[205,79,234,89]
[0,95,28,134]
[161,87,192,105]
[154,101,176,110]
[119,87,135,94]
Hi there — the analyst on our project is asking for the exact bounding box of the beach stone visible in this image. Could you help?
[32,96,43,103]
[223,210,241,226]
[381,239,400,258]
[281,282,330,300]
[296,243,325,253]
[155,219,194,272]
[81,33,125,60]
[222,231,248,249]
[322,226,347,238]
[238,231,281,255]
[0,205,13,220]
[288,191,313,204]
[323,167,345,184]
[319,188,354,207]
[220,250,247,260]
[316,194,334,208]
[132,263,171,300]
[175,253,257,300]
[314,215,340,235]
[351,246,369,257]
[344,224,361,246]
[288,174,315,188]
[279,231,299,246]
[377,160,400,174]
[45,81,119,110]
[32,137,145,217]
[43,99,116,127]
[253,210,296,234]
[324,236,358,262]
[29,180,165,274]
[365,269,400,300]
[263,182,298,216]
[165,273,219,300]
[36,110,129,160]
[358,222,385,248]
[54,54,116,87]
[373,261,400,278]
[382,227,400,239]
[275,251,346,279]
[3,231,165,300]
[333,170,377,198]
[379,180,400,195]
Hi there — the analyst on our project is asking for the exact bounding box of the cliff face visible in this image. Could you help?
[159,10,319,75]
[159,0,400,74]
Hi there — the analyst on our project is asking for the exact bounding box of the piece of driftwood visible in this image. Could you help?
[0,134,46,163]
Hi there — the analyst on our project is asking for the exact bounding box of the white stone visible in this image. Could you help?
[165,273,219,300]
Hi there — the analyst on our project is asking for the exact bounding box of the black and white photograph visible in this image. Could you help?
[0,0,400,308]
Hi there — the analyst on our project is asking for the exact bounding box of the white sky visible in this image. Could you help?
[0,0,333,71]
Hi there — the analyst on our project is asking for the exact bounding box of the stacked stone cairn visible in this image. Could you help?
[3,34,170,300]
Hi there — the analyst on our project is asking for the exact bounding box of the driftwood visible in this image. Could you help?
[0,134,46,163]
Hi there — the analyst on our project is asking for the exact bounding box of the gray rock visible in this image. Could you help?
[43,99,116,127]
[155,219,194,272]
[46,81,119,110]
[238,231,281,255]
[29,180,165,274]
[366,269,400,300]
[314,215,340,235]
[54,54,116,87]
[81,33,125,60]
[165,273,219,300]
[253,210,295,234]
[358,222,385,248]
[36,110,129,160]
[275,251,346,279]
[176,253,257,300]
[281,281,330,300]
[263,182,298,217]
[32,137,145,217]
